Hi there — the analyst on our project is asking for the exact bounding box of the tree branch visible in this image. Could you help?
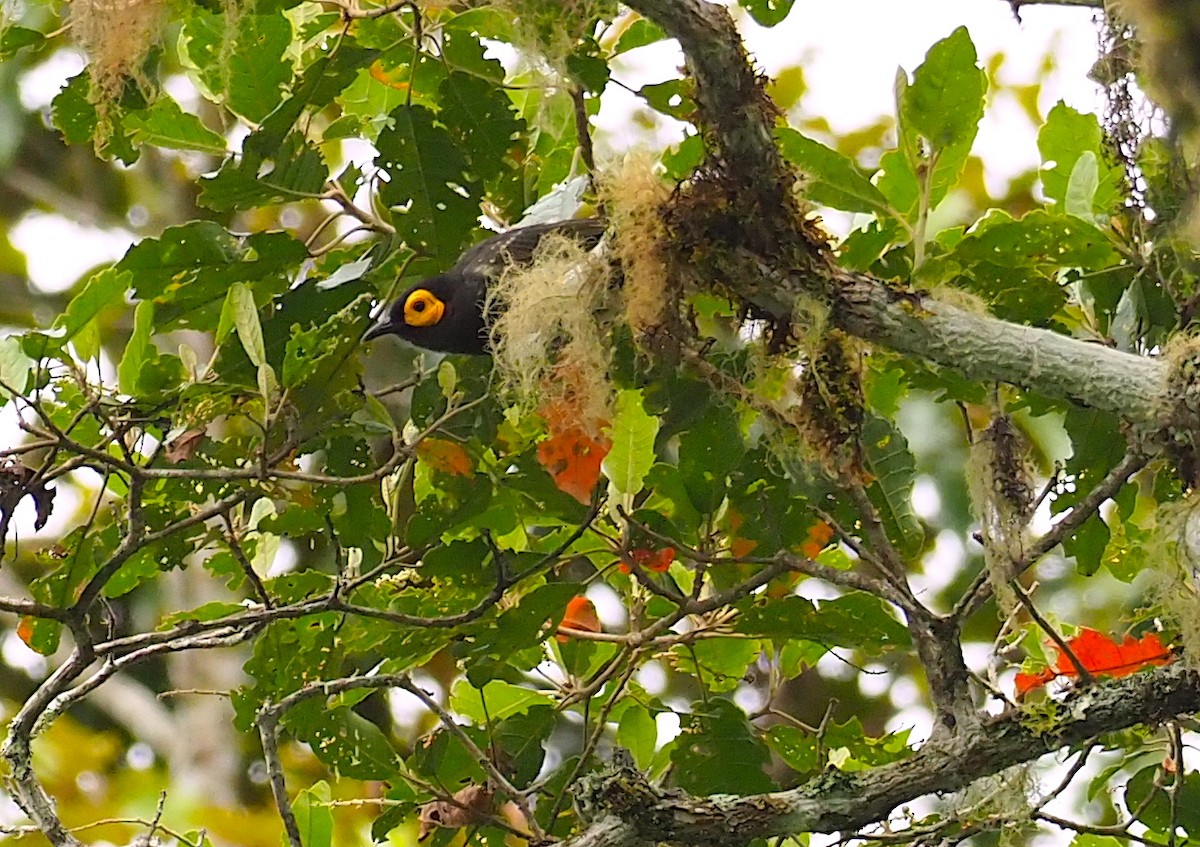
[831,273,1167,426]
[566,663,1200,846]
[624,0,1191,442]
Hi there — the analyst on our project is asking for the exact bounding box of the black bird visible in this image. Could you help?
[364,218,606,355]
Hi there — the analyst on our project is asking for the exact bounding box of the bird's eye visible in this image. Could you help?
[404,289,446,327]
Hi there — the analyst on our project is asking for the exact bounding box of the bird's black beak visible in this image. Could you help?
[363,315,396,342]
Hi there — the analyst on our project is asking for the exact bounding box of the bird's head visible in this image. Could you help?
[364,272,489,355]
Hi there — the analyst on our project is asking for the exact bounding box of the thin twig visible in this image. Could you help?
[394,676,544,841]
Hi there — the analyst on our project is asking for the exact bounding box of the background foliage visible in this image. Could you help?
[1,1,1197,846]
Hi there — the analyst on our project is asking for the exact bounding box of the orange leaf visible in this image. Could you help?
[731,537,758,557]
[536,427,610,504]
[16,616,35,649]
[1015,628,1173,696]
[417,438,473,477]
[557,595,601,642]
[725,506,758,558]
[800,520,835,558]
[369,61,411,92]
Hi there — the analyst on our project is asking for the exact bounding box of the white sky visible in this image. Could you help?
[597,0,1104,192]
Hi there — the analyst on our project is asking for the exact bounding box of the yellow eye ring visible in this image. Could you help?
[404,289,446,327]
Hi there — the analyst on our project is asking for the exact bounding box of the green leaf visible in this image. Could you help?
[121,223,305,330]
[0,25,44,60]
[125,96,227,154]
[1064,512,1110,577]
[1065,152,1100,219]
[638,79,694,120]
[292,781,334,847]
[181,11,294,123]
[300,707,402,780]
[117,300,155,395]
[50,73,138,164]
[775,128,891,215]
[104,541,177,598]
[874,148,920,221]
[199,132,327,212]
[897,27,986,208]
[53,268,131,349]
[1038,102,1124,215]
[612,19,667,55]
[439,72,525,183]
[663,134,705,181]
[670,698,774,794]
[228,283,267,368]
[820,717,913,770]
[764,725,820,773]
[738,0,796,26]
[30,529,100,612]
[376,104,479,261]
[949,210,1118,323]
[736,593,911,652]
[19,618,62,656]
[495,706,556,788]
[282,295,370,391]
[566,39,611,94]
[252,45,380,157]
[617,704,657,769]
[954,209,1118,269]
[449,679,554,723]
[861,415,923,558]
[603,389,660,496]
[464,582,582,657]
[160,602,247,627]
[0,335,33,400]
[674,637,763,692]
[1125,767,1200,835]
[677,402,744,513]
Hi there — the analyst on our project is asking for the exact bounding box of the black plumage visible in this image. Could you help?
[364,218,606,355]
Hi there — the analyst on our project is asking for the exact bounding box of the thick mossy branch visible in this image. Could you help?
[830,272,1166,424]
[567,664,1200,847]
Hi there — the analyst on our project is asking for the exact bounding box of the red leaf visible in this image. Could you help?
[1056,628,1173,678]
[1015,628,1174,697]
[619,547,675,574]
[1014,668,1056,696]
[557,595,601,642]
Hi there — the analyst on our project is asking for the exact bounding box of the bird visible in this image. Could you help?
[364,218,606,355]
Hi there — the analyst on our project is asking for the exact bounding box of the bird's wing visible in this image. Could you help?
[454,218,606,278]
